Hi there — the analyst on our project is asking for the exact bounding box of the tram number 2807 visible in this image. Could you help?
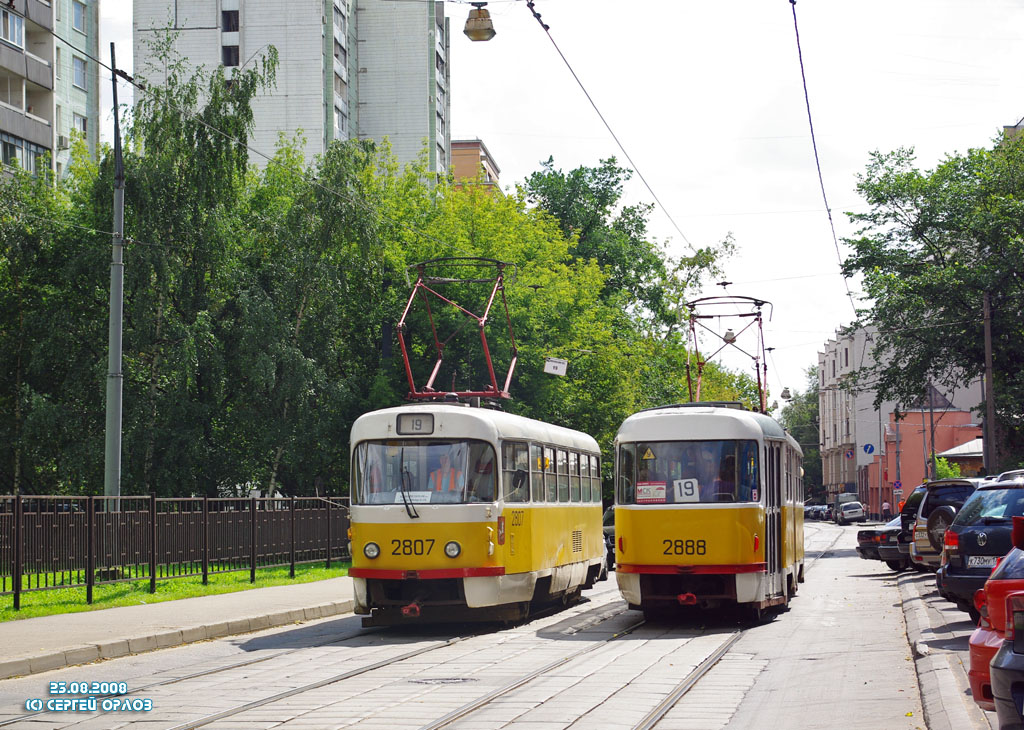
[662,539,707,555]
[391,539,435,556]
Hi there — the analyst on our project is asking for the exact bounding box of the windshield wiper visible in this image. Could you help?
[397,449,420,519]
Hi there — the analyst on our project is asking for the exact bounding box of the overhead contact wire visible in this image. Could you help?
[788,0,857,316]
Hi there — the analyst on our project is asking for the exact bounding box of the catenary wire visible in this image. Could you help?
[787,0,857,316]
[523,1,697,253]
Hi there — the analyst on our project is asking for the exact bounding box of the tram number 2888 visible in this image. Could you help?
[662,539,707,555]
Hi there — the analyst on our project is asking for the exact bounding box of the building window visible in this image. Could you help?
[844,348,849,367]
[333,6,346,33]
[73,112,86,135]
[334,39,346,65]
[72,0,86,33]
[73,57,87,89]
[56,104,62,132]
[1,138,20,168]
[334,73,346,97]
[1,9,25,48]
[222,45,239,67]
[56,47,62,79]
[222,10,239,32]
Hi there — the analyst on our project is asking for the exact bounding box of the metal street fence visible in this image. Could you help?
[0,495,350,610]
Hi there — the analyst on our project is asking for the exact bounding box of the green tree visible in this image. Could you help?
[934,456,961,479]
[779,367,823,502]
[843,138,1024,468]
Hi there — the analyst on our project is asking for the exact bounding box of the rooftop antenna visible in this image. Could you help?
[684,295,773,414]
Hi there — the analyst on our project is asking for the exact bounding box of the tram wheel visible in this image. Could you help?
[743,602,764,625]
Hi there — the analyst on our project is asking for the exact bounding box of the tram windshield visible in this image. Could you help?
[353,440,497,505]
[617,440,759,504]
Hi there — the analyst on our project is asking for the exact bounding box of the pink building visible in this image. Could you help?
[863,410,982,515]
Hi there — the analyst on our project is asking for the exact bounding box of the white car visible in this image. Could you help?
[837,501,865,524]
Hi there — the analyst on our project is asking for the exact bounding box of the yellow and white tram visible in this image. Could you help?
[612,402,803,619]
[349,402,606,625]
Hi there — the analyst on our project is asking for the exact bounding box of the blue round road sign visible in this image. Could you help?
[863,444,875,454]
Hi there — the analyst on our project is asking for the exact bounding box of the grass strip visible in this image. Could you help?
[0,562,349,622]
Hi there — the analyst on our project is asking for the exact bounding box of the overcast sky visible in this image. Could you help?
[99,0,1024,408]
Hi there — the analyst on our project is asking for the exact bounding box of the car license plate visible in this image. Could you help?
[967,555,998,568]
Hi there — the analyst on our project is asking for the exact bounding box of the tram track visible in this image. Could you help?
[3,532,842,730]
[0,622,392,728]
[154,587,628,730]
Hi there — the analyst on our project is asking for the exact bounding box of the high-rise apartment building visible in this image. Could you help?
[133,0,451,173]
[0,0,99,177]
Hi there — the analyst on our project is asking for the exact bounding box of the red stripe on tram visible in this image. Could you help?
[349,567,506,580]
[616,563,768,575]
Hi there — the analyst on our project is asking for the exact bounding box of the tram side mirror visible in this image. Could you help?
[1013,516,1024,551]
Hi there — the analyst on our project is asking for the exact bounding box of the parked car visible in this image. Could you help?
[968,517,1024,714]
[857,516,905,570]
[910,479,978,569]
[603,506,615,570]
[990,589,1024,730]
[876,517,911,572]
[937,480,1024,620]
[898,485,928,566]
[820,504,833,521]
[837,501,865,525]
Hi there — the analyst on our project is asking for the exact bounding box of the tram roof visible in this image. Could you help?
[615,403,794,447]
[350,403,600,452]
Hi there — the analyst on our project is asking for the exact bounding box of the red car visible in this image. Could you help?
[969,517,1024,712]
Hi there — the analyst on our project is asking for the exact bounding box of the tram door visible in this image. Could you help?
[765,442,783,595]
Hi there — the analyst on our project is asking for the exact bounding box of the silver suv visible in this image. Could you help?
[910,479,978,568]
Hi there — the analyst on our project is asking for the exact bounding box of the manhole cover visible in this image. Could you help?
[409,678,478,685]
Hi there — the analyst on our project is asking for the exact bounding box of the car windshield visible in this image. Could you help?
[843,503,861,512]
[617,439,759,504]
[901,488,926,516]
[885,516,902,527]
[953,487,1024,526]
[353,439,497,505]
[603,507,614,526]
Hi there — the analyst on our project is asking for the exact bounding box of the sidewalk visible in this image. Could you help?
[900,568,996,730]
[0,576,355,681]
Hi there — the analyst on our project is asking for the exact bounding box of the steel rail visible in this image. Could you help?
[0,625,387,727]
[418,615,646,730]
[165,635,470,730]
[632,631,743,730]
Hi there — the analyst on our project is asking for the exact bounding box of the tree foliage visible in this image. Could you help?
[843,138,1024,468]
[0,47,761,498]
[779,367,824,502]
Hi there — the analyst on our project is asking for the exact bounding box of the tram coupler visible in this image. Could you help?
[677,592,698,606]
[401,601,422,618]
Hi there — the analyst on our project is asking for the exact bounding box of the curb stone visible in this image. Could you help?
[898,572,992,730]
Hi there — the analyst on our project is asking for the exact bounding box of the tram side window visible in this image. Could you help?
[570,452,581,502]
[580,453,590,501]
[530,443,545,502]
[502,441,530,503]
[557,449,569,502]
[545,446,557,502]
[591,455,601,502]
[618,444,636,504]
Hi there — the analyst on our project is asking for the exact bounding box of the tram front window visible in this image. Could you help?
[617,440,759,504]
[353,440,497,505]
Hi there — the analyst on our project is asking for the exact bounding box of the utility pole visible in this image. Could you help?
[928,382,937,480]
[984,291,996,473]
[104,42,125,502]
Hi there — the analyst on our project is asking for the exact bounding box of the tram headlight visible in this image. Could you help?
[363,542,381,559]
[444,541,462,558]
